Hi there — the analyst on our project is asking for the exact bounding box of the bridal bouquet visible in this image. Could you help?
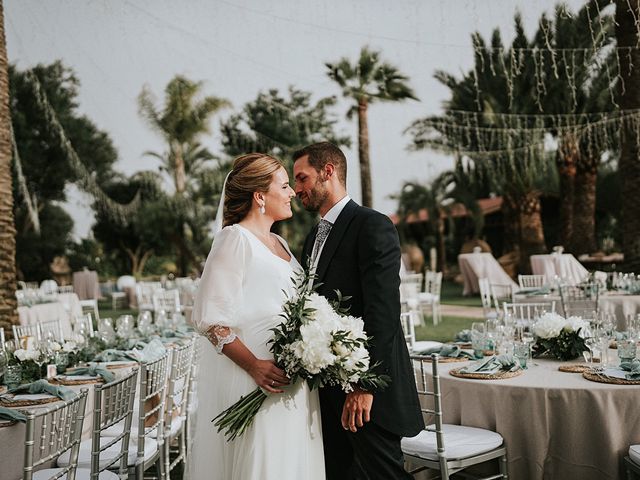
[532,312,590,361]
[213,269,391,440]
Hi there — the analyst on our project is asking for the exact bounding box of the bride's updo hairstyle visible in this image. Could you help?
[223,153,283,227]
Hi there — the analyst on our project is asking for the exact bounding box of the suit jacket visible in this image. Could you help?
[303,200,424,437]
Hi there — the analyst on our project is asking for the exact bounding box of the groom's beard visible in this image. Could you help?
[299,176,329,212]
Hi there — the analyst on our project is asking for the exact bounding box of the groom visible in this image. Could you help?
[293,142,424,479]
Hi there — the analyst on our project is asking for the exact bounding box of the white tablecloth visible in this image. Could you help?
[458,253,518,296]
[421,356,640,480]
[530,253,589,286]
[72,270,101,300]
[17,293,81,338]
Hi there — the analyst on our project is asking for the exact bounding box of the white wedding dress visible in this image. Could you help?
[187,224,325,480]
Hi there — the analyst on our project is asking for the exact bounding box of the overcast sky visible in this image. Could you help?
[6,0,586,238]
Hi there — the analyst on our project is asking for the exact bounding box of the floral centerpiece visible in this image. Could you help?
[532,312,590,361]
[9,347,44,382]
[213,269,391,440]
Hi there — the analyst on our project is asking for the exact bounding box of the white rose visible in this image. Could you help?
[533,312,565,339]
[62,341,77,352]
[14,349,27,362]
[564,316,590,338]
[50,341,62,352]
[24,349,40,361]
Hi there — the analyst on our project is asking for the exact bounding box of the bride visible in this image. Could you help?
[187,153,325,479]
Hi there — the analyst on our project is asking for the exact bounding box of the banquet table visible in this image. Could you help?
[530,253,589,286]
[72,270,101,300]
[422,356,640,480]
[458,252,518,296]
[17,293,82,338]
[0,365,136,480]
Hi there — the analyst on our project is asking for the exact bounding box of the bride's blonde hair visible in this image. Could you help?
[223,153,283,227]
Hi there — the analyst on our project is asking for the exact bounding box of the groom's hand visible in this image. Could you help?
[341,388,373,432]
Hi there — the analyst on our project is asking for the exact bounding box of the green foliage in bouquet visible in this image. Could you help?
[532,328,587,361]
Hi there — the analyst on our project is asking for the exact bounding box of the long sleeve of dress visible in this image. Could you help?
[190,226,248,353]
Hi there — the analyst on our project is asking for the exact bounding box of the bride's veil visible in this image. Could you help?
[211,170,232,237]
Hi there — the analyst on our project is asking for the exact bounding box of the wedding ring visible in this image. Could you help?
[271,380,275,386]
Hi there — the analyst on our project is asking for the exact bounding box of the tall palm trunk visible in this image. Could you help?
[357,99,372,207]
[616,0,640,272]
[0,0,18,331]
[571,154,598,255]
[172,140,186,194]
[505,191,546,273]
[501,194,520,254]
[557,135,578,248]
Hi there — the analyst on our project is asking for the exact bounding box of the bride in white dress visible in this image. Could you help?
[188,153,325,480]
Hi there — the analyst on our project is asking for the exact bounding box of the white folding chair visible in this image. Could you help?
[164,340,195,478]
[72,313,96,338]
[560,285,599,318]
[402,355,508,479]
[136,283,161,312]
[626,445,640,479]
[419,271,443,325]
[22,389,89,480]
[57,368,139,480]
[13,324,41,343]
[80,299,100,321]
[490,283,514,312]
[503,302,556,322]
[517,274,546,289]
[153,289,182,314]
[400,312,417,352]
[57,285,75,294]
[39,318,65,342]
[478,278,498,321]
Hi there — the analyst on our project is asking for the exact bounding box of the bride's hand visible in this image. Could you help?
[248,359,289,393]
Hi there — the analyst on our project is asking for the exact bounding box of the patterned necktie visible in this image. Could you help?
[311,219,332,265]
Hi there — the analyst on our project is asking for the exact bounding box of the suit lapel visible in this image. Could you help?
[315,200,358,285]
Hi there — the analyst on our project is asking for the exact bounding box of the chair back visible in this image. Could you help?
[23,389,89,480]
[560,284,599,302]
[165,340,194,431]
[58,285,75,294]
[563,300,598,320]
[410,355,446,470]
[72,313,95,338]
[400,273,423,302]
[79,299,100,321]
[504,302,556,322]
[136,351,171,468]
[91,367,139,478]
[13,324,41,343]
[136,284,161,312]
[478,278,493,310]
[518,274,546,289]
[400,312,417,352]
[153,289,182,314]
[424,271,443,297]
[490,284,514,311]
[39,318,65,342]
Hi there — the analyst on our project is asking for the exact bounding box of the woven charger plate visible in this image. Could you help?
[0,394,59,407]
[582,371,640,385]
[558,364,591,373]
[0,419,17,428]
[100,361,137,370]
[420,356,470,363]
[51,376,104,386]
[449,367,523,380]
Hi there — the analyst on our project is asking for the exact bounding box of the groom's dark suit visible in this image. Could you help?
[303,199,424,480]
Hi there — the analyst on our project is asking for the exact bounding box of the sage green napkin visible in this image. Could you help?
[461,354,520,374]
[0,406,27,422]
[455,330,472,343]
[416,344,474,359]
[9,379,75,401]
[93,349,133,362]
[619,359,640,380]
[496,354,520,371]
[67,365,115,383]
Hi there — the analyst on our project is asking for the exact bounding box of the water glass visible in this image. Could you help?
[471,331,485,359]
[513,342,529,369]
[5,364,22,389]
[618,339,637,363]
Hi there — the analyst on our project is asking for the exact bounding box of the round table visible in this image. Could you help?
[426,356,640,480]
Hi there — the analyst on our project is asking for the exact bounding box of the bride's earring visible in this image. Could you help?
[259,203,266,215]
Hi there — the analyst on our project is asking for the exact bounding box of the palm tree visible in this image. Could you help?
[138,75,229,195]
[326,46,417,207]
[0,0,18,331]
[615,0,640,271]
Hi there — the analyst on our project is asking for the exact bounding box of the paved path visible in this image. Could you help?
[441,304,484,319]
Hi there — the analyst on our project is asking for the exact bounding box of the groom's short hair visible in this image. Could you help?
[293,142,347,187]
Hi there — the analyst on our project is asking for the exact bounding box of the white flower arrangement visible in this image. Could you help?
[14,348,41,362]
[62,341,78,353]
[532,312,590,360]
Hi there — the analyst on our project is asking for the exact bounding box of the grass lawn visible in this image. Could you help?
[440,280,482,307]
[415,315,478,343]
